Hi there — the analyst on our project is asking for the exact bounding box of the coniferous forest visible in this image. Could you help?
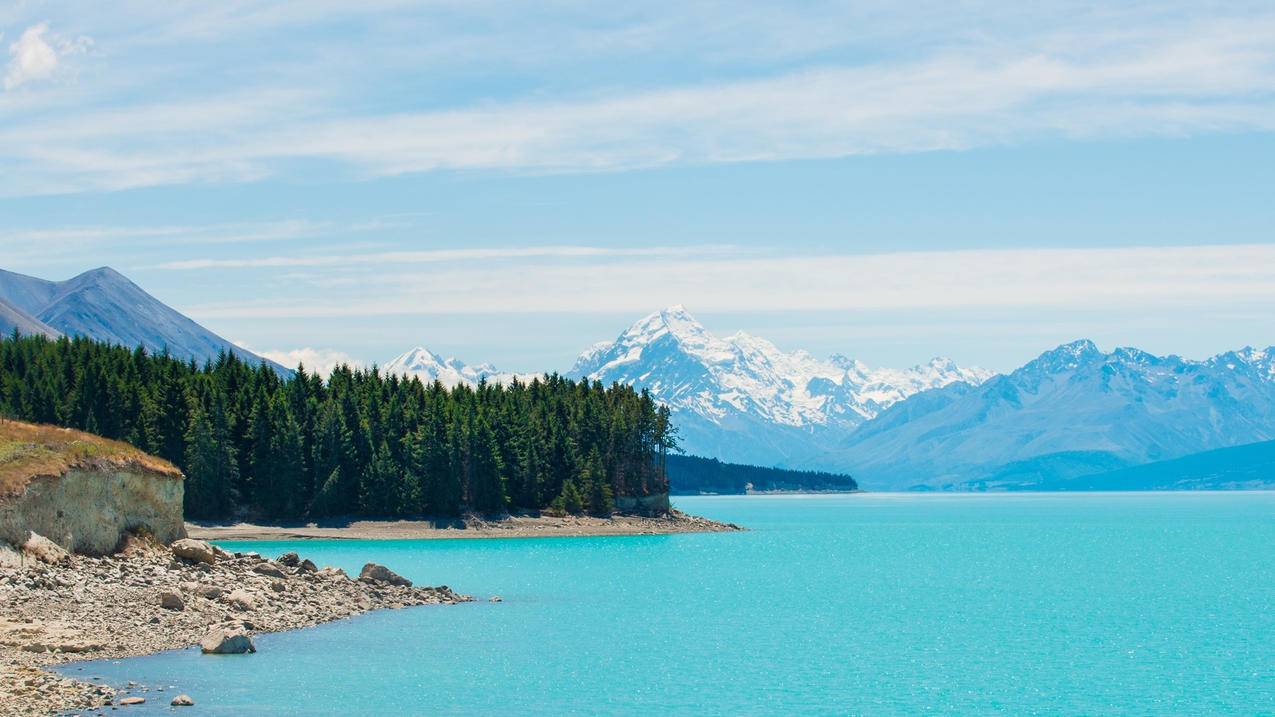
[0,333,674,520]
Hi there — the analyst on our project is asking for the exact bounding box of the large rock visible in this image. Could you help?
[199,625,256,654]
[171,538,217,565]
[276,551,300,567]
[252,562,286,578]
[225,589,255,611]
[358,563,412,587]
[159,590,185,610]
[171,694,195,706]
[22,532,70,565]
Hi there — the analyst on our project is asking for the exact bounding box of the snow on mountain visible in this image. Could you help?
[567,306,993,465]
[383,346,534,388]
[814,339,1275,490]
[0,266,288,374]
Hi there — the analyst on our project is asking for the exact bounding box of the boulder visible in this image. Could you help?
[159,590,185,611]
[195,584,224,600]
[317,567,347,579]
[358,563,412,587]
[299,558,318,573]
[276,551,300,567]
[199,625,256,654]
[171,694,195,706]
[252,562,286,578]
[22,532,70,565]
[170,539,217,565]
[225,589,255,611]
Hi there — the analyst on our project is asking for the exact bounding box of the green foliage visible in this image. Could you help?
[0,333,674,520]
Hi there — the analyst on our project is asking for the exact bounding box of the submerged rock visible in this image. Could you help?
[199,625,256,654]
[359,563,412,587]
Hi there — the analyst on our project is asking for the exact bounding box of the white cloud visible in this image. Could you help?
[3,22,90,91]
[152,244,738,270]
[2,11,1275,194]
[185,243,1275,319]
[238,344,364,377]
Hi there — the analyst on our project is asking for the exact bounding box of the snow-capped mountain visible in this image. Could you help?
[814,339,1275,490]
[383,346,532,388]
[567,306,993,466]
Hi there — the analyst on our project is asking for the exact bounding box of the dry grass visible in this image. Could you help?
[0,419,181,498]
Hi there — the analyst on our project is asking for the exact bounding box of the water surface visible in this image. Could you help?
[63,493,1275,715]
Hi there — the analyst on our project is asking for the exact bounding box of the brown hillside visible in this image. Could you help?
[0,419,181,500]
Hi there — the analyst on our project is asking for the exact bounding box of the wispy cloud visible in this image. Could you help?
[152,245,739,270]
[2,7,1275,194]
[183,243,1275,319]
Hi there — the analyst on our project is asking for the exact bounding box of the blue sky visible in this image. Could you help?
[2,1,1274,374]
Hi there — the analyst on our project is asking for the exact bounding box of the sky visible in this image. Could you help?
[2,1,1274,375]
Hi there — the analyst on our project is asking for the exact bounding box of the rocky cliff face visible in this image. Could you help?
[0,466,185,556]
[1,421,185,556]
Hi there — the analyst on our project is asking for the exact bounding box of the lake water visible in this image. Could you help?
[61,493,1275,715]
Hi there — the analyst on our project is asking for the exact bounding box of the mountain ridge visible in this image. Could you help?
[0,266,288,374]
[814,339,1275,489]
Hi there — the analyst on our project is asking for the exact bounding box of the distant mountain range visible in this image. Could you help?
[6,265,1268,492]
[566,306,993,467]
[820,340,1275,490]
[385,306,994,469]
[384,310,1275,491]
[0,267,286,374]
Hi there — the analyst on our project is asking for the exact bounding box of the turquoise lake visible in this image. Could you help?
[62,493,1275,715]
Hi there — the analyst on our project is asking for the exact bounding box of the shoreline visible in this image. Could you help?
[187,509,741,542]
[0,538,469,716]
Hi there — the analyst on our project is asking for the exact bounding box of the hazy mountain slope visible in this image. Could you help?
[0,267,287,373]
[817,340,1275,490]
[568,306,993,465]
[0,296,59,338]
[1032,439,1275,491]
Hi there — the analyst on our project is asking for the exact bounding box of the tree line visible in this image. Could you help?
[0,332,674,520]
[665,454,857,495]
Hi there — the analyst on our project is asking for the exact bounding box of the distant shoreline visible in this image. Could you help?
[187,510,741,542]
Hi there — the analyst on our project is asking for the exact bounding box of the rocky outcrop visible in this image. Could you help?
[0,467,184,556]
[359,562,412,587]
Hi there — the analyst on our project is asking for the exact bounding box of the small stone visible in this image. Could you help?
[276,551,300,567]
[489,595,503,603]
[195,584,223,600]
[118,696,145,705]
[159,590,185,610]
[171,694,195,706]
[269,581,286,593]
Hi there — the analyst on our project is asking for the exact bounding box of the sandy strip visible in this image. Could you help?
[187,510,742,541]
